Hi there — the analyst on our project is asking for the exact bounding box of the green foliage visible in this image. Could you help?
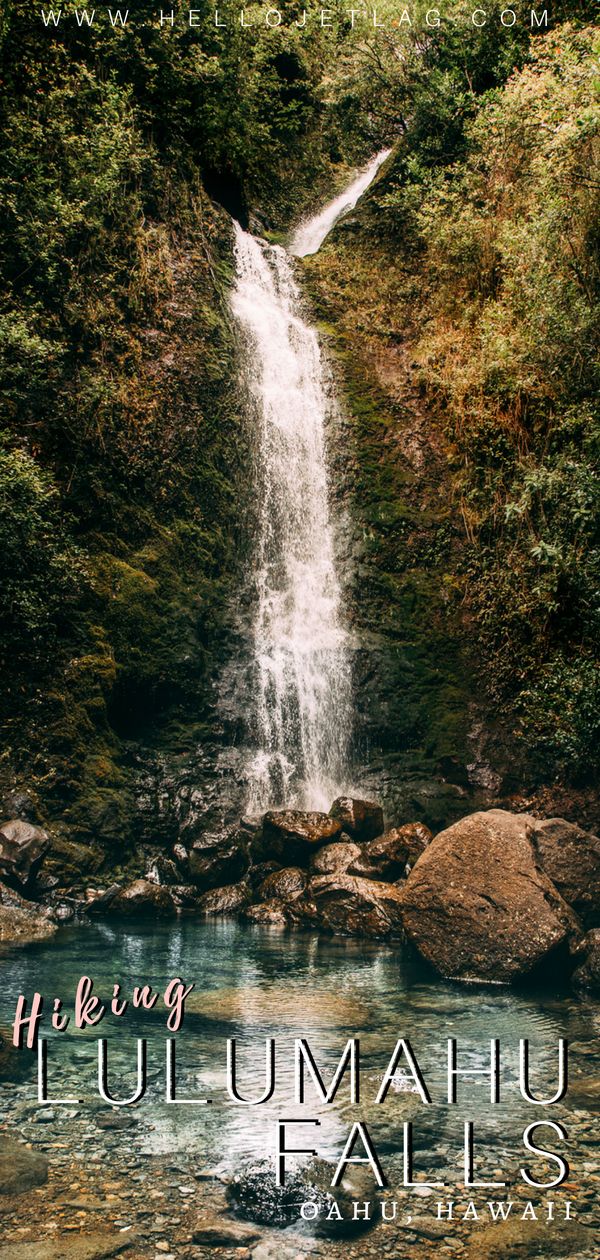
[0,435,83,660]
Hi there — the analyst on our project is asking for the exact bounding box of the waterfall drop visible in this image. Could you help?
[231,154,389,811]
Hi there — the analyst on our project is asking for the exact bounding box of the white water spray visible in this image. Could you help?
[290,150,391,258]
[231,153,389,810]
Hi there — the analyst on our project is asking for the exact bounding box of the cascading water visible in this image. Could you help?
[231,153,389,811]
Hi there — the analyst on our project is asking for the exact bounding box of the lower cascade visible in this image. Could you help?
[231,221,353,812]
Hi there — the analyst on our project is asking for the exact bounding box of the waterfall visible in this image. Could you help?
[231,154,389,811]
[290,150,391,258]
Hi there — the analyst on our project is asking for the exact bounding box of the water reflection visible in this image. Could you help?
[0,920,598,1180]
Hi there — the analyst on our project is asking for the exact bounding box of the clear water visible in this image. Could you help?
[1,921,598,1187]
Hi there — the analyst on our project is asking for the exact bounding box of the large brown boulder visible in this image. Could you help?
[329,797,384,842]
[197,881,252,915]
[0,820,49,890]
[308,873,405,939]
[188,828,250,890]
[399,810,581,983]
[531,818,600,927]
[261,811,342,862]
[347,828,411,882]
[107,879,177,918]
[310,841,362,875]
[257,866,307,901]
[572,928,600,993]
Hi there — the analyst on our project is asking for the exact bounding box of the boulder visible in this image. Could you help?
[243,899,289,927]
[257,866,306,901]
[197,881,252,915]
[0,1027,35,1081]
[531,818,600,927]
[0,904,57,946]
[246,860,282,890]
[347,827,412,881]
[261,810,342,862]
[399,810,582,983]
[188,828,250,890]
[226,1158,376,1235]
[0,1136,48,1194]
[0,820,49,890]
[0,1237,132,1260]
[309,841,361,875]
[329,797,384,842]
[572,929,600,993]
[308,873,405,938]
[190,1215,261,1246]
[463,1216,591,1259]
[106,879,177,918]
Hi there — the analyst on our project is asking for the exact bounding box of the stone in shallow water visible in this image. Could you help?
[329,798,384,842]
[308,873,405,938]
[0,903,57,946]
[463,1217,593,1259]
[399,809,582,983]
[243,898,289,926]
[261,811,342,862]
[0,1136,48,1195]
[190,1214,262,1245]
[106,879,177,919]
[0,1238,133,1260]
[197,881,252,915]
[187,986,370,1027]
[226,1158,377,1235]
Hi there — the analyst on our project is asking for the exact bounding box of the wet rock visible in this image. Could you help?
[243,898,289,926]
[329,797,384,842]
[257,866,306,901]
[262,811,342,861]
[0,904,57,946]
[463,1216,592,1258]
[532,818,600,927]
[399,821,433,869]
[188,828,250,890]
[146,855,180,886]
[0,1237,133,1259]
[226,1158,376,1234]
[309,873,405,938]
[0,819,49,890]
[0,1136,48,1194]
[170,884,205,908]
[106,879,177,918]
[399,810,582,983]
[246,861,282,891]
[347,827,412,881]
[0,1026,35,1081]
[309,841,361,875]
[190,1215,262,1245]
[85,883,121,913]
[197,881,252,915]
[572,929,600,993]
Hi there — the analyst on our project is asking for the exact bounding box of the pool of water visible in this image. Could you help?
[1,919,598,1187]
